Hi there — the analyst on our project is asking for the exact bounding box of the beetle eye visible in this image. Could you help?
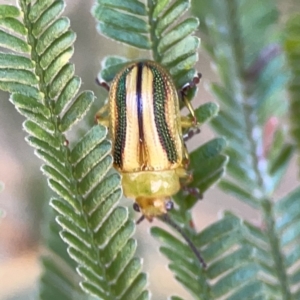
[133,203,140,212]
[165,200,174,211]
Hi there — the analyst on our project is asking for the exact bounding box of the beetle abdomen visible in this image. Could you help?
[109,61,183,172]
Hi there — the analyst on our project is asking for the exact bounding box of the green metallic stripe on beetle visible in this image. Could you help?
[113,66,132,167]
[140,63,175,170]
[149,64,178,163]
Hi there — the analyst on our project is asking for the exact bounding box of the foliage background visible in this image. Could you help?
[0,0,299,299]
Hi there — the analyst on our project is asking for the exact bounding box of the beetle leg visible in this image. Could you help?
[182,185,203,200]
[95,77,111,126]
[96,77,110,92]
[181,116,195,128]
[182,143,190,167]
[95,102,109,127]
[182,96,198,126]
[180,73,202,93]
[183,126,201,142]
[179,73,201,128]
[181,114,201,143]
[179,170,203,199]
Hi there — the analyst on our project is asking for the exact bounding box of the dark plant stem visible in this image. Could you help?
[159,214,206,268]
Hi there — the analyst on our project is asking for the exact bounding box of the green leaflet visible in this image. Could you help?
[0,17,27,35]
[36,17,70,55]
[0,5,20,18]
[92,0,150,49]
[0,29,30,52]
[155,0,190,35]
[59,91,94,132]
[98,56,129,83]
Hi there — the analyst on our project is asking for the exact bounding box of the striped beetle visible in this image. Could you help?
[97,60,200,222]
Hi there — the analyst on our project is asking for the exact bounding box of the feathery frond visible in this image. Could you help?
[0,1,148,298]
[192,0,291,207]
[189,0,298,299]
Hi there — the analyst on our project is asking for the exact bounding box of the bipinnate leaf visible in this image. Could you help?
[192,0,292,202]
[0,1,148,299]
[190,0,298,299]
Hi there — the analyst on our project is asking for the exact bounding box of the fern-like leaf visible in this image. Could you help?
[284,14,300,174]
[192,0,291,204]
[189,0,298,299]
[0,1,148,299]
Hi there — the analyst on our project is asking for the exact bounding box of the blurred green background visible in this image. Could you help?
[0,0,299,299]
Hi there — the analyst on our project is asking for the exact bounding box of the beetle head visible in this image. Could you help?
[134,197,174,222]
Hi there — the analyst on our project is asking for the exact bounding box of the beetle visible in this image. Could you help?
[97,60,200,222]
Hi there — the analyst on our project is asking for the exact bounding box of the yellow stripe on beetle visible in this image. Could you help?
[97,60,198,221]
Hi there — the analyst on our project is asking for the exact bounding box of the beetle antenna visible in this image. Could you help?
[159,214,206,268]
[136,215,145,224]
